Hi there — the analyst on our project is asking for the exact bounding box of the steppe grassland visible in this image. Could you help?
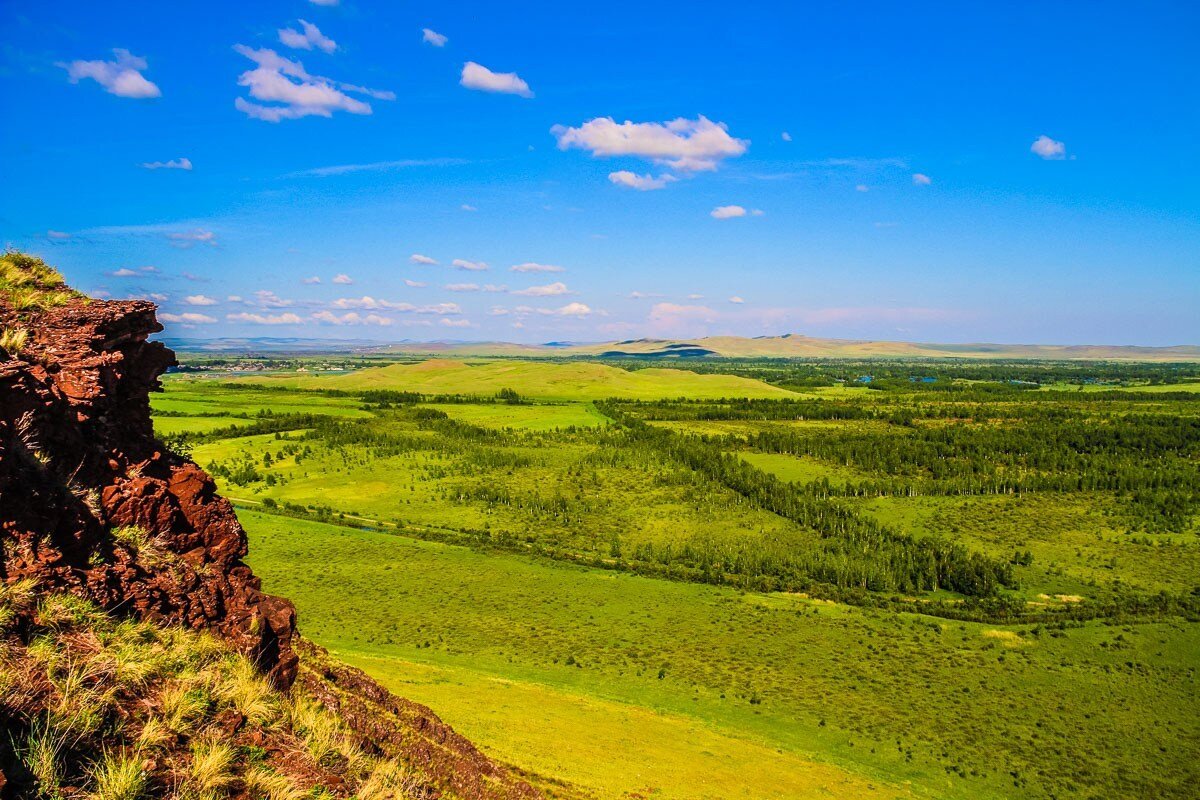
[152,359,1200,800]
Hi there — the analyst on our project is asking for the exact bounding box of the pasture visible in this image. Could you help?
[151,357,1200,800]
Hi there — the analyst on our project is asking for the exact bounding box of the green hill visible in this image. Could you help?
[247,359,797,401]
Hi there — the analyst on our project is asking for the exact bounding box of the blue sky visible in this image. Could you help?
[2,0,1197,345]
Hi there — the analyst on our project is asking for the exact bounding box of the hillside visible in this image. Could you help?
[246,358,798,400]
[0,253,545,799]
[167,333,1200,362]
[570,334,1200,361]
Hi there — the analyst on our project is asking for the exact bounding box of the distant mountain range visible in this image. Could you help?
[162,333,1200,361]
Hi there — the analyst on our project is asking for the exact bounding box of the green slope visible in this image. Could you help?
[245,359,797,400]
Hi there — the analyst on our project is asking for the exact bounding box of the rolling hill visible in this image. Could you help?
[246,359,797,400]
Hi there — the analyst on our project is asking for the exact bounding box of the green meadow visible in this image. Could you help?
[153,359,1200,799]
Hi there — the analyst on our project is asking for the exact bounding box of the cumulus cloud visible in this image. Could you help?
[549,302,592,317]
[728,296,745,304]
[512,281,570,297]
[142,158,192,171]
[445,283,479,292]
[510,262,564,273]
[311,310,394,326]
[111,268,138,277]
[711,205,747,219]
[1031,135,1067,160]
[460,61,533,97]
[184,294,218,306]
[422,28,448,47]
[441,317,473,328]
[608,171,676,191]
[159,312,216,324]
[410,253,438,265]
[404,279,427,287]
[227,312,304,325]
[552,115,747,172]
[166,229,217,248]
[61,49,161,99]
[279,20,337,53]
[912,173,932,186]
[303,276,321,284]
[331,296,461,314]
[332,273,353,284]
[781,132,792,142]
[233,45,392,122]
[452,258,488,271]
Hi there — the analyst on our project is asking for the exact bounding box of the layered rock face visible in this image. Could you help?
[0,288,298,687]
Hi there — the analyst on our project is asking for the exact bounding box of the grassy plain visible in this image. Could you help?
[238,358,799,400]
[241,510,1199,800]
[151,358,1200,800]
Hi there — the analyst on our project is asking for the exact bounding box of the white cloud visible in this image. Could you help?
[912,173,932,186]
[781,132,792,142]
[111,268,138,277]
[452,258,488,271]
[550,302,592,317]
[728,296,745,304]
[649,302,717,325]
[512,281,570,297]
[711,205,747,219]
[440,317,473,328]
[308,0,339,5]
[332,273,353,284]
[489,306,510,316]
[159,312,216,324]
[233,45,392,122]
[252,290,293,308]
[855,184,869,192]
[445,283,479,292]
[279,20,337,54]
[148,293,169,301]
[410,253,438,265]
[227,312,304,325]
[686,293,704,300]
[166,229,216,247]
[1031,135,1067,160]
[552,116,747,172]
[303,276,321,284]
[608,171,676,191]
[227,295,242,302]
[139,265,159,273]
[61,49,161,99]
[331,297,461,314]
[46,230,71,240]
[422,28,448,47]
[751,209,765,216]
[311,310,394,326]
[510,262,564,273]
[289,157,468,177]
[460,61,533,98]
[405,279,427,287]
[460,204,477,211]
[184,294,218,306]
[141,158,192,171]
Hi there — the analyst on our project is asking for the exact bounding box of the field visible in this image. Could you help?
[238,358,799,400]
[153,358,1200,800]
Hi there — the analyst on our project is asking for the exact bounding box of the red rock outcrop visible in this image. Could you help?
[0,286,298,687]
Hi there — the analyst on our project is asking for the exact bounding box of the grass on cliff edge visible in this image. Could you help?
[241,509,1200,800]
[0,582,432,800]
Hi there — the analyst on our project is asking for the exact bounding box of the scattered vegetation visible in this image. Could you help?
[0,583,440,799]
[0,250,84,314]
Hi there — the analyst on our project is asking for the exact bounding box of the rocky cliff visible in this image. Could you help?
[0,255,298,687]
[0,253,548,799]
